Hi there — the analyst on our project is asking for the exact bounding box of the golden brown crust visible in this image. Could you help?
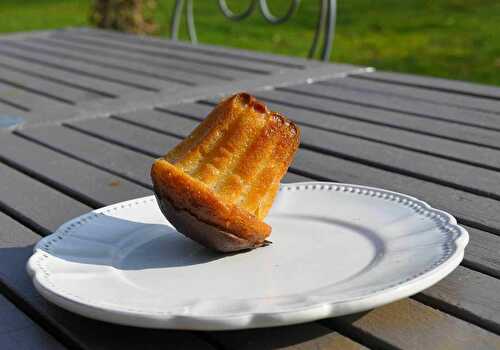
[151,92,300,252]
[151,159,271,243]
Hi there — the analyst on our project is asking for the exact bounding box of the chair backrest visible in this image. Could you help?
[170,0,336,61]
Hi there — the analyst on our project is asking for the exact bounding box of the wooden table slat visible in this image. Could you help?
[0,65,105,105]
[33,37,225,85]
[0,81,75,123]
[462,225,500,278]
[0,100,30,116]
[250,89,500,150]
[119,103,500,233]
[283,83,500,130]
[0,53,138,98]
[0,293,65,350]
[3,126,500,344]
[4,199,499,349]
[1,27,499,349]
[73,114,178,157]
[0,41,172,92]
[19,125,155,188]
[202,97,500,172]
[285,116,500,199]
[0,162,91,234]
[77,27,322,69]
[293,147,500,233]
[0,212,216,350]
[62,114,500,331]
[416,266,500,334]
[0,134,149,208]
[52,30,290,75]
[354,71,500,100]
[89,107,500,274]
[39,36,248,83]
[326,299,500,350]
[325,75,500,113]
[0,210,369,350]
[11,38,189,90]
[208,324,368,350]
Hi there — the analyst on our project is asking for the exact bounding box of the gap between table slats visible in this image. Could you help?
[0,41,164,92]
[37,36,244,82]
[49,30,284,75]
[0,166,367,350]
[325,75,500,114]
[250,89,500,151]
[72,27,315,69]
[279,84,500,131]
[0,292,66,350]
[11,38,193,89]
[351,71,500,101]
[0,49,143,97]
[14,112,500,335]
[0,139,495,348]
[202,96,500,173]
[64,113,500,272]
[167,101,500,216]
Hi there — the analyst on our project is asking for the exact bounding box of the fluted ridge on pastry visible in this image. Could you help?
[163,93,300,220]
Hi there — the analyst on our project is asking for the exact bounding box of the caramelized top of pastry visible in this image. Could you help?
[151,92,300,252]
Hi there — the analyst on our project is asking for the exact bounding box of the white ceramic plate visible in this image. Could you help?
[28,182,468,330]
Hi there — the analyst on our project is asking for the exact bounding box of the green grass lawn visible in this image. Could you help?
[1,0,499,86]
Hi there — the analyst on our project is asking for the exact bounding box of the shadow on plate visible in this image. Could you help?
[37,214,243,270]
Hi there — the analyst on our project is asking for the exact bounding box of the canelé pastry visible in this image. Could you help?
[151,92,300,252]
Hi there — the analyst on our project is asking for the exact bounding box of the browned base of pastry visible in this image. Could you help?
[155,193,269,253]
[150,92,299,253]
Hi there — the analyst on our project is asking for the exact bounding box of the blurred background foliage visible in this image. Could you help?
[1,0,498,86]
[89,0,157,34]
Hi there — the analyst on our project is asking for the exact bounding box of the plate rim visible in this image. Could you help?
[27,182,469,330]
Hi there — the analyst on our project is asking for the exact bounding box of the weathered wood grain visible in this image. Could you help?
[1,168,498,343]
[209,324,368,350]
[40,36,243,83]
[70,115,178,157]
[0,133,148,208]
[0,162,90,233]
[353,71,500,100]
[50,31,287,75]
[19,125,153,188]
[417,266,500,334]
[0,81,75,121]
[251,89,500,150]
[227,97,500,171]
[67,114,500,283]
[112,103,500,234]
[292,148,500,233]
[70,27,322,69]
[0,213,215,350]
[116,107,202,141]
[296,122,500,199]
[0,41,174,92]
[326,299,500,350]
[33,37,222,86]
[324,76,500,113]
[282,83,500,130]
[1,27,500,349]
[0,65,104,104]
[0,53,137,98]
[461,225,500,278]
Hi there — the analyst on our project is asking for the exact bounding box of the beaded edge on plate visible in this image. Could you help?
[30,183,467,316]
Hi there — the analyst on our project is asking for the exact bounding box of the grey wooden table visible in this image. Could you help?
[1,28,500,350]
